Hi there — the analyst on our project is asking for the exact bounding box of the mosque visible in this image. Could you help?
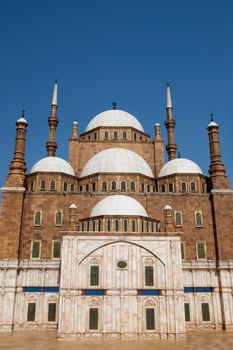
[0,82,232,340]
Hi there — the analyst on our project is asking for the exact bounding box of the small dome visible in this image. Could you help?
[17,117,27,124]
[80,148,153,178]
[159,158,203,177]
[208,121,218,127]
[90,195,148,217]
[85,109,144,132]
[164,205,172,210]
[30,157,75,176]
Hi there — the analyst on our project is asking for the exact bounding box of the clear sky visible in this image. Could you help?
[0,0,232,187]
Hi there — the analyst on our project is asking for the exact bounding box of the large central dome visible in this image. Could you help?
[80,148,153,178]
[85,109,144,132]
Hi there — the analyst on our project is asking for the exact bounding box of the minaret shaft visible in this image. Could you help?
[165,84,177,161]
[46,82,59,157]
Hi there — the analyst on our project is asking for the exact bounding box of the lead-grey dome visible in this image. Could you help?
[85,109,144,132]
[30,157,75,176]
[80,148,153,178]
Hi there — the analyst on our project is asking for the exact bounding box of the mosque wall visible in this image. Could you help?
[58,235,186,339]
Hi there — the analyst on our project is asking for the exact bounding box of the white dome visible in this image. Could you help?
[85,109,144,132]
[90,195,148,217]
[80,148,153,178]
[30,157,75,176]
[159,158,203,177]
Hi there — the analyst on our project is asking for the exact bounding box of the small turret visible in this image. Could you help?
[207,115,230,189]
[5,111,28,187]
[71,121,78,140]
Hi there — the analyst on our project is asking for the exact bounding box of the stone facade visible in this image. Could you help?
[0,84,232,340]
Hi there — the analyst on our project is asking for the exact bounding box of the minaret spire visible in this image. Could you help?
[165,83,177,160]
[46,80,59,157]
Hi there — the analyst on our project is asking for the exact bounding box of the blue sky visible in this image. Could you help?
[0,0,232,187]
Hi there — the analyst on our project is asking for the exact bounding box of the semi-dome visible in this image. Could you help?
[85,109,144,132]
[159,158,203,177]
[80,148,153,178]
[90,195,148,217]
[30,157,75,176]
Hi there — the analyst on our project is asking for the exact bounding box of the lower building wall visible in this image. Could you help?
[0,256,233,337]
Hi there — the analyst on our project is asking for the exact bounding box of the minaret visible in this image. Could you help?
[207,116,230,189]
[46,80,59,156]
[71,121,78,140]
[5,111,28,187]
[153,123,164,176]
[165,83,177,161]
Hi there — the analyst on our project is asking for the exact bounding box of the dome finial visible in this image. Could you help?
[210,113,214,122]
[178,151,181,158]
[21,109,25,118]
[112,102,117,110]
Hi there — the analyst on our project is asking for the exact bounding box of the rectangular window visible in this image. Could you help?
[175,211,183,226]
[27,303,36,322]
[89,308,98,330]
[181,242,185,259]
[48,303,56,322]
[197,241,206,259]
[90,266,99,286]
[146,308,155,330]
[201,303,210,321]
[52,241,61,259]
[31,241,41,259]
[184,303,190,321]
[145,266,154,286]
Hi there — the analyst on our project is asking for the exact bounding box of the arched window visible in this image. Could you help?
[63,182,67,192]
[115,219,120,232]
[34,210,42,226]
[94,132,97,140]
[175,211,182,226]
[131,219,136,232]
[121,181,126,191]
[190,182,196,192]
[111,181,116,191]
[98,220,102,232]
[40,180,46,191]
[141,183,144,192]
[123,219,128,232]
[104,131,109,139]
[92,221,96,232]
[87,221,90,232]
[81,222,85,231]
[106,219,111,232]
[161,184,166,193]
[133,133,137,141]
[181,182,187,192]
[55,210,62,226]
[70,183,74,192]
[114,131,118,139]
[147,184,150,193]
[102,181,107,191]
[50,181,56,191]
[122,131,127,139]
[130,181,136,191]
[92,182,96,192]
[86,184,89,192]
[168,183,174,192]
[195,211,203,227]
[79,185,83,192]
